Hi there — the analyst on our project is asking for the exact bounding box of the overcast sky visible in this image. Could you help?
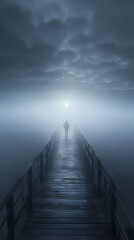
[0,0,134,102]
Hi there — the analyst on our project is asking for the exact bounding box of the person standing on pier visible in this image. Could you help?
[63,120,70,138]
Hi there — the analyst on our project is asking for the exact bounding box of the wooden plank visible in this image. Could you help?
[32,198,106,207]
[24,223,112,230]
[23,228,112,236]
[20,131,114,239]
[26,217,109,224]
[21,235,114,240]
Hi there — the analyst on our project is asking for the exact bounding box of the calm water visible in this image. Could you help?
[0,127,51,201]
[83,122,134,204]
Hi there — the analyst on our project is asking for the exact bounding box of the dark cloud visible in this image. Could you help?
[39,2,65,22]
[0,0,134,95]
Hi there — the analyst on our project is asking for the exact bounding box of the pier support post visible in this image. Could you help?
[98,162,102,193]
[40,152,43,182]
[6,195,15,240]
[28,167,32,212]
[111,182,116,232]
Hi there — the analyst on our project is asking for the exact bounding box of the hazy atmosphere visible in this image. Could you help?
[0,0,134,206]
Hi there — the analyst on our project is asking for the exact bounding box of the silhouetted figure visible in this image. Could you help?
[63,120,70,138]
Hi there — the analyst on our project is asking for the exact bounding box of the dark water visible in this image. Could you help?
[82,122,134,204]
[0,127,52,202]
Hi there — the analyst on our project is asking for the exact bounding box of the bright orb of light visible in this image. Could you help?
[65,102,69,108]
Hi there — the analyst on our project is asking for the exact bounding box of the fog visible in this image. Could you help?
[0,93,134,202]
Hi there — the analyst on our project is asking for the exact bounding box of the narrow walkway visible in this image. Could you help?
[21,130,113,240]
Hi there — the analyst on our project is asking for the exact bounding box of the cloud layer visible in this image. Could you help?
[0,0,134,95]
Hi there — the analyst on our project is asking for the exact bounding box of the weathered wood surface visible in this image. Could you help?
[20,130,114,240]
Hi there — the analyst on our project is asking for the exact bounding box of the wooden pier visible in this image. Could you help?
[0,127,134,240]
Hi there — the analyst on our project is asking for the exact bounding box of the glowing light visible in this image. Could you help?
[65,102,69,108]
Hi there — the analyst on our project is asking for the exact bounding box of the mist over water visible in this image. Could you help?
[0,94,133,202]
